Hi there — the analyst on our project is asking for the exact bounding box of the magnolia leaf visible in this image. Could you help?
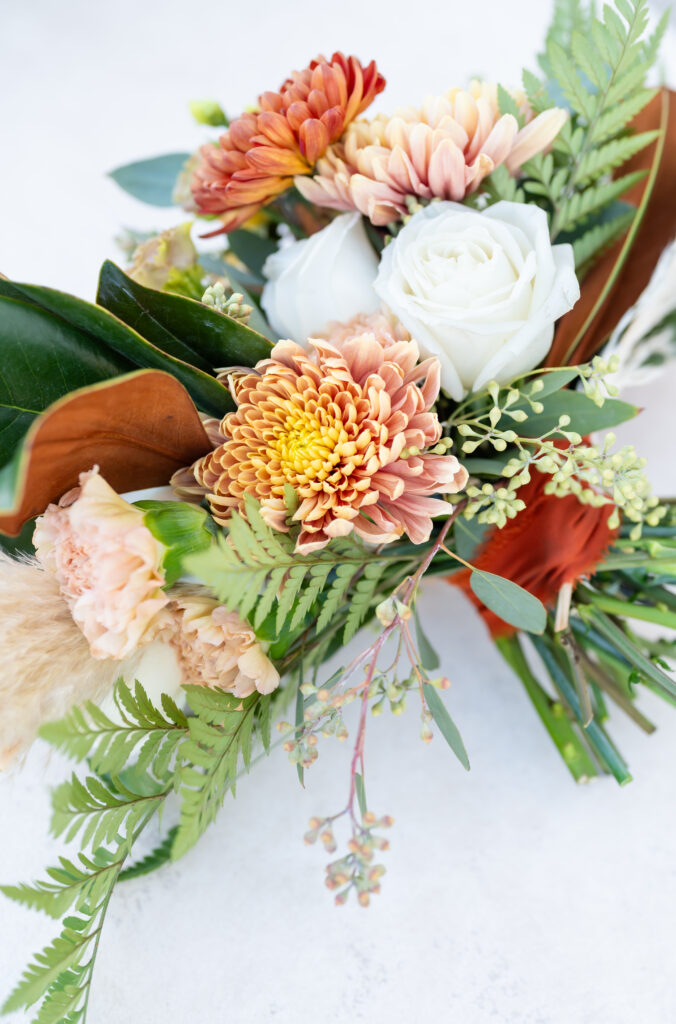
[0,291,133,468]
[0,371,210,536]
[422,683,470,770]
[0,276,233,418]
[97,260,272,378]
[469,570,547,634]
[108,152,191,206]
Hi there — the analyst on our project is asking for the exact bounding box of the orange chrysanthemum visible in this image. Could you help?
[191,53,385,234]
[452,463,618,637]
[175,316,468,553]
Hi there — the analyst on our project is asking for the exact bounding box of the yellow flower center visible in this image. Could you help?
[264,403,343,488]
[268,405,338,481]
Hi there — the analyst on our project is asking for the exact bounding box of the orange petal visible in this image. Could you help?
[246,146,309,175]
[299,118,330,164]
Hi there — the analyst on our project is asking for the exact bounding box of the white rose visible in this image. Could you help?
[374,200,579,400]
[261,212,380,341]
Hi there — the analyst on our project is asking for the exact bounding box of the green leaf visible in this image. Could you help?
[470,570,547,633]
[226,230,278,280]
[555,169,647,234]
[497,84,524,125]
[172,690,269,858]
[422,683,470,770]
[108,153,190,206]
[453,516,489,563]
[460,457,509,478]
[533,367,580,396]
[572,207,636,269]
[185,495,389,640]
[97,260,272,382]
[496,634,598,782]
[354,773,368,817]
[531,634,632,784]
[118,827,178,881]
[0,276,232,419]
[0,293,132,468]
[39,679,188,777]
[414,608,440,671]
[199,258,276,341]
[508,390,638,437]
[0,370,210,538]
[136,500,215,585]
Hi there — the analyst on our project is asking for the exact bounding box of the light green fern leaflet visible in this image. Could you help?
[518,0,667,266]
[172,686,272,859]
[186,493,392,642]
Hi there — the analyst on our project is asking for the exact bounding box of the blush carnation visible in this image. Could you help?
[191,52,385,233]
[33,469,169,660]
[297,81,567,225]
[175,319,468,553]
[168,591,280,696]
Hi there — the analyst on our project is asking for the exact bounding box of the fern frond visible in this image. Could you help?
[539,0,594,77]
[118,827,178,881]
[641,9,669,67]
[590,87,656,145]
[4,686,178,1021]
[186,495,391,639]
[344,562,388,642]
[172,689,270,859]
[547,39,597,119]
[523,68,552,115]
[518,0,661,249]
[575,129,660,183]
[40,680,188,777]
[50,772,169,849]
[1,851,119,920]
[31,969,89,1024]
[483,163,525,205]
[2,922,97,1014]
[572,207,636,268]
[555,168,646,233]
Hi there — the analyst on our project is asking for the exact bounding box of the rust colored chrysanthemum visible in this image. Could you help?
[297,81,566,225]
[452,463,618,637]
[191,53,385,233]
[175,317,467,553]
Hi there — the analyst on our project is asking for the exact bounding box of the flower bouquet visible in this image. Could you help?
[2,0,676,1018]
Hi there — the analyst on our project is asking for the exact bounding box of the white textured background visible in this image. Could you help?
[1,2,676,1022]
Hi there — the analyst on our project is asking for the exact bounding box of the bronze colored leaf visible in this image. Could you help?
[548,89,676,367]
[0,370,211,536]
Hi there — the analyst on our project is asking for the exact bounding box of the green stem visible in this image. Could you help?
[578,585,676,631]
[495,634,597,782]
[531,635,632,785]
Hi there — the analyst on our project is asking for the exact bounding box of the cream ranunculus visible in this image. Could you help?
[374,200,579,400]
[261,212,380,342]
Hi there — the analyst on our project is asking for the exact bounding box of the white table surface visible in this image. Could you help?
[1,2,676,1022]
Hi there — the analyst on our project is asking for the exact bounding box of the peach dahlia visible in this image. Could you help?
[297,82,567,225]
[174,316,468,553]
